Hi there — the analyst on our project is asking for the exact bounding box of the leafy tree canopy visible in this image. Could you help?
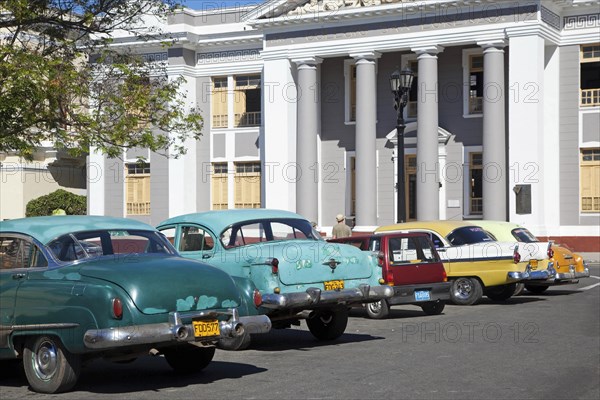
[26,188,86,216]
[0,1,203,160]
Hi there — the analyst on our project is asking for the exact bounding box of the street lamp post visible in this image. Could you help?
[390,67,415,223]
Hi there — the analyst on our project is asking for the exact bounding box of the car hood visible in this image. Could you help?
[244,240,373,285]
[78,255,241,315]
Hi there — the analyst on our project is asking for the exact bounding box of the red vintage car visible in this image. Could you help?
[329,232,451,319]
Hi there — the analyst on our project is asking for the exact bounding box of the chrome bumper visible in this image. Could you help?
[507,268,551,282]
[84,308,271,350]
[555,267,590,281]
[261,284,395,310]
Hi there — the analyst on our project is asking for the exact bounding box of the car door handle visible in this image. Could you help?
[202,254,212,259]
[12,273,26,280]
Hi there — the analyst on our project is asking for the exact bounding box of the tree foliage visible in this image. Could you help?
[0,0,203,159]
[26,189,87,216]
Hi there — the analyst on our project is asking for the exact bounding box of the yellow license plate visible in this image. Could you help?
[192,319,220,338]
[324,280,344,291]
[530,259,538,270]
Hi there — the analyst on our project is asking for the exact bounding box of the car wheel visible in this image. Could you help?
[217,332,252,351]
[450,277,483,305]
[525,285,549,294]
[421,300,445,315]
[163,345,215,373]
[23,336,81,394]
[513,283,525,296]
[306,308,349,340]
[485,283,517,302]
[365,300,390,319]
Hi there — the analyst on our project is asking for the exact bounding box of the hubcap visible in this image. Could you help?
[368,301,382,314]
[33,340,58,381]
[453,278,473,300]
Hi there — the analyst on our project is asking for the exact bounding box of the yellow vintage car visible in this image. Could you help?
[376,221,551,305]
[477,220,590,294]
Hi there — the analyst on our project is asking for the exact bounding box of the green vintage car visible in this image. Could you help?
[158,209,394,348]
[0,216,270,393]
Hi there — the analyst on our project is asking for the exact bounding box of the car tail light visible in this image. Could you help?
[442,269,448,282]
[547,246,554,259]
[271,258,279,274]
[385,269,394,285]
[112,298,123,320]
[513,250,521,264]
[253,289,262,307]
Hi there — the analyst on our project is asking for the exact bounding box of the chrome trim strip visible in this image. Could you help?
[0,323,80,331]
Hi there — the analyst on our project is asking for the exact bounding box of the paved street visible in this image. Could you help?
[2,263,599,400]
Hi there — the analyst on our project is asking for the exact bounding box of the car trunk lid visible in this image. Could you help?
[78,255,241,315]
[252,241,373,286]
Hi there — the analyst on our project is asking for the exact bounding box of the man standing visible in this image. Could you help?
[332,214,352,239]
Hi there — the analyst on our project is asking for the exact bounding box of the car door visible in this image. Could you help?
[0,235,47,350]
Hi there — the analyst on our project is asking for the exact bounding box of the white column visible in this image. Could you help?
[262,57,297,211]
[168,75,197,217]
[438,141,447,220]
[293,57,322,223]
[87,147,105,216]
[507,34,545,230]
[479,41,507,221]
[351,51,380,232]
[413,46,443,221]
[540,45,561,236]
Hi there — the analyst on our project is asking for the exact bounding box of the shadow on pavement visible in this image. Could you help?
[248,327,384,351]
[0,358,267,394]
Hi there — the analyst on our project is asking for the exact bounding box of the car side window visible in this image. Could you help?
[0,236,47,269]
[429,233,444,248]
[48,235,86,262]
[369,238,380,251]
[158,227,176,246]
[180,226,214,252]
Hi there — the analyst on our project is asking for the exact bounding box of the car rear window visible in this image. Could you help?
[511,228,538,243]
[221,218,318,248]
[47,230,175,262]
[388,236,439,264]
[447,226,494,246]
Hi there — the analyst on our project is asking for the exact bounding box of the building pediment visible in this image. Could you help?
[243,0,418,21]
[287,0,409,16]
[386,123,452,146]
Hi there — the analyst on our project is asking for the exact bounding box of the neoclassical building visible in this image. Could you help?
[88,0,600,250]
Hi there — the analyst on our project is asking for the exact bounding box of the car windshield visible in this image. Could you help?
[47,229,176,262]
[511,228,539,243]
[220,218,319,248]
[447,226,494,246]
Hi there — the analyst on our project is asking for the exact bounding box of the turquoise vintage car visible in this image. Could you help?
[0,216,270,393]
[158,209,393,348]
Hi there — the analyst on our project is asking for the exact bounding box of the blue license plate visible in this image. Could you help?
[414,290,431,301]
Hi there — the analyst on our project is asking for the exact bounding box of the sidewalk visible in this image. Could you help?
[580,252,600,263]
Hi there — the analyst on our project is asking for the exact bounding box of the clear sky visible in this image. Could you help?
[181,0,264,10]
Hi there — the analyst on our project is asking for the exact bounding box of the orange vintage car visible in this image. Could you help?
[477,221,590,294]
